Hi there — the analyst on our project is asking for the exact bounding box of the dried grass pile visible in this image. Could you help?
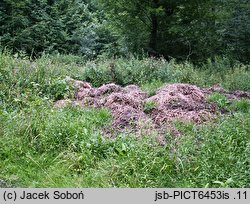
[147,84,217,124]
[55,78,250,143]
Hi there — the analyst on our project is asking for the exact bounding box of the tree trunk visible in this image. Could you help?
[149,14,158,51]
[149,0,159,52]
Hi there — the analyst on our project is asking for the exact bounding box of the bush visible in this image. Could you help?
[0,52,83,109]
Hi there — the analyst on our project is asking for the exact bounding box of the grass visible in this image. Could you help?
[143,101,158,113]
[1,108,249,187]
[0,51,249,187]
[207,93,231,110]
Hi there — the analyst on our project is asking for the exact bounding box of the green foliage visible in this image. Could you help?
[0,0,249,63]
[1,52,249,111]
[82,57,172,86]
[0,0,114,57]
[45,78,72,100]
[0,52,250,188]
[99,0,250,63]
[1,105,249,187]
[0,52,83,110]
[223,68,250,92]
[0,0,249,188]
[81,56,250,92]
[231,99,250,113]
[224,0,250,63]
[141,80,165,96]
[207,93,230,110]
[143,101,157,113]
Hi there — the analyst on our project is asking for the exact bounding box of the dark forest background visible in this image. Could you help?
[0,0,249,63]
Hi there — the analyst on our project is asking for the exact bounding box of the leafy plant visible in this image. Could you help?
[207,93,230,110]
[231,99,250,113]
[143,101,157,113]
[141,80,165,96]
[45,78,73,100]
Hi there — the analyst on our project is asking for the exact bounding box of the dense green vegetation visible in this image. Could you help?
[0,53,249,187]
[0,0,249,62]
[0,0,249,188]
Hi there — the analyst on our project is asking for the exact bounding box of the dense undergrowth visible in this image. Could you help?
[0,52,249,187]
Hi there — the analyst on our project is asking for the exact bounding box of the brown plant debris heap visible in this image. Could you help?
[55,78,250,143]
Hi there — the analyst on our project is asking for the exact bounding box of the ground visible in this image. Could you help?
[55,79,250,146]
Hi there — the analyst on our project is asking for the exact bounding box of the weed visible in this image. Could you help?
[141,80,165,96]
[207,93,230,110]
[143,101,158,113]
[231,99,250,113]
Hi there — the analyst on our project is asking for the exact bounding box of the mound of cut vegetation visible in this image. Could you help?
[54,78,250,144]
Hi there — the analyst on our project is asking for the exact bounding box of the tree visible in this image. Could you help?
[0,0,113,57]
[99,0,248,62]
[99,0,177,55]
[223,0,250,62]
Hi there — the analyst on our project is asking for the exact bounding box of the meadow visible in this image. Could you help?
[0,52,249,187]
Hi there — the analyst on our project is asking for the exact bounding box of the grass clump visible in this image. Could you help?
[143,101,158,113]
[231,99,250,113]
[141,80,165,96]
[207,93,231,110]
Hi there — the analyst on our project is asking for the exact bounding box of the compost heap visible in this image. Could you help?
[55,78,250,145]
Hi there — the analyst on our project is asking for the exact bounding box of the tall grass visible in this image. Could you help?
[1,106,249,187]
[1,52,249,110]
[0,51,249,187]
